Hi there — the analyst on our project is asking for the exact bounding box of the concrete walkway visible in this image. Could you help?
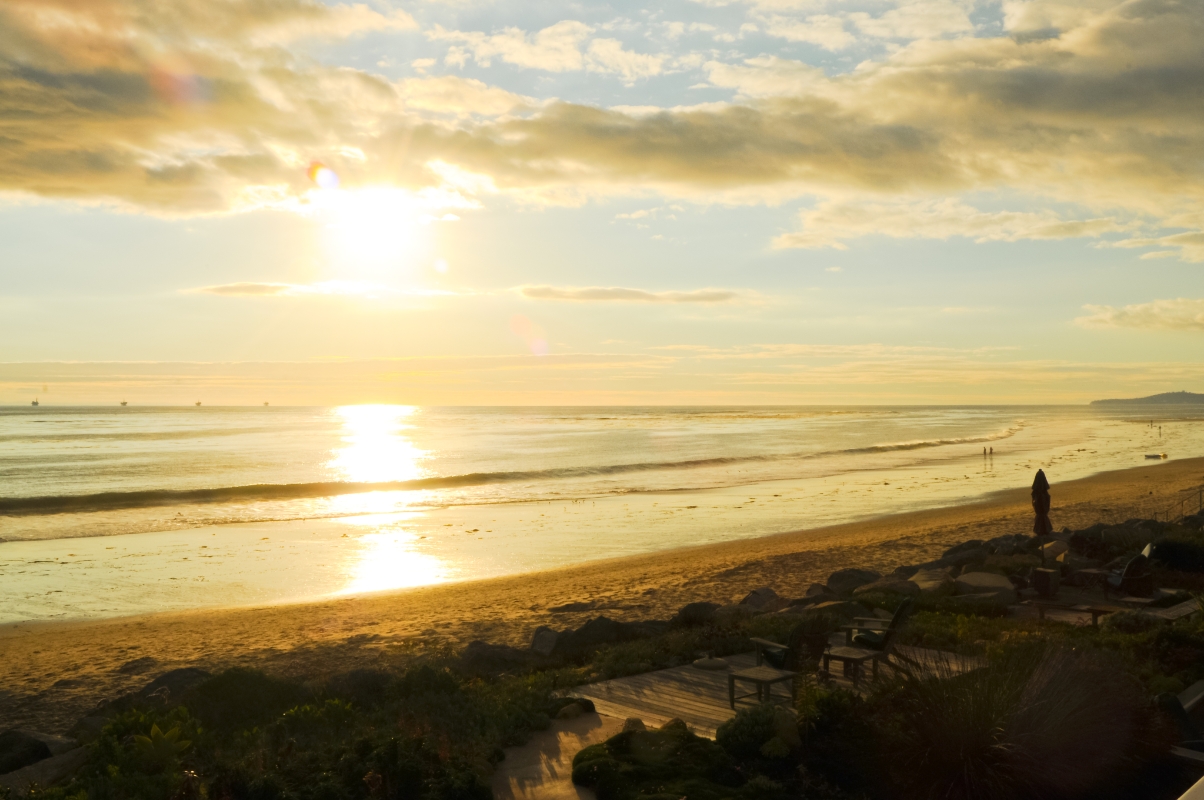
[491,713,625,800]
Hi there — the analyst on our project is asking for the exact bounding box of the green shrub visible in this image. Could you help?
[716,704,784,762]
[798,687,879,794]
[186,668,310,732]
[572,721,743,800]
[880,646,1156,800]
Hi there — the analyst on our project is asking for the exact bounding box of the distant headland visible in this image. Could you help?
[1091,390,1204,406]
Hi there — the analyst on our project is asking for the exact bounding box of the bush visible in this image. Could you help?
[572,720,742,800]
[186,668,310,731]
[1103,611,1161,635]
[880,646,1157,800]
[716,704,783,762]
[1152,540,1204,573]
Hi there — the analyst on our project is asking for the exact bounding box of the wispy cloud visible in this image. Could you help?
[775,198,1128,250]
[1077,299,1204,331]
[518,285,741,303]
[190,282,452,298]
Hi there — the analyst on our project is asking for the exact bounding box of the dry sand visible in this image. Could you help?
[3,458,1203,733]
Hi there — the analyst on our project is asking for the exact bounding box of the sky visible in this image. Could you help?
[2,0,1203,405]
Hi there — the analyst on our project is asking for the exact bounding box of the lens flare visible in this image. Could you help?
[307,161,340,190]
[509,314,550,356]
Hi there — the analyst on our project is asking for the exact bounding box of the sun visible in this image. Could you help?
[315,187,429,279]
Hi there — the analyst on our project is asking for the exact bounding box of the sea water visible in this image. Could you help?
[1,405,1201,622]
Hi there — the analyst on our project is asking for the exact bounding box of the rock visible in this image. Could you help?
[807,600,869,620]
[0,747,87,794]
[459,641,535,676]
[622,718,647,733]
[758,596,793,613]
[549,601,595,613]
[890,565,920,579]
[909,568,955,595]
[0,731,52,775]
[739,587,780,609]
[327,669,392,707]
[66,717,106,745]
[771,706,802,749]
[985,534,1029,556]
[659,718,690,735]
[530,626,560,656]
[1041,540,1070,560]
[854,579,920,597]
[140,668,211,705]
[556,616,644,656]
[942,540,985,558]
[947,592,1013,611]
[11,732,76,758]
[671,602,719,627]
[556,702,585,720]
[715,603,756,626]
[692,657,729,671]
[116,656,158,675]
[954,572,1017,603]
[942,548,988,567]
[826,568,881,596]
[804,583,830,597]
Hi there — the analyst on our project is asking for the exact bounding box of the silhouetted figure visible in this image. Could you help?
[1033,469,1053,565]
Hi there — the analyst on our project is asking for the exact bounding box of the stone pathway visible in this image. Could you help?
[491,713,625,800]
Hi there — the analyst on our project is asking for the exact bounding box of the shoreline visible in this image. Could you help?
[2,457,1203,732]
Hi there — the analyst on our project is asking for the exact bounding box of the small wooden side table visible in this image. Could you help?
[728,665,797,709]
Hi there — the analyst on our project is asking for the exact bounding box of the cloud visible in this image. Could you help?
[774,198,1127,249]
[1076,299,1204,331]
[518,286,741,303]
[2,0,1204,262]
[428,22,664,81]
[190,281,451,298]
[1109,231,1204,263]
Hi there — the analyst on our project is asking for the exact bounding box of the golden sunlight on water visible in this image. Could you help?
[338,515,449,595]
[328,405,427,484]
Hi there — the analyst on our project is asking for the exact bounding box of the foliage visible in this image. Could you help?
[571,720,743,800]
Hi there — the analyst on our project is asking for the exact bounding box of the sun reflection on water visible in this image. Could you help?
[329,405,427,484]
[338,515,449,595]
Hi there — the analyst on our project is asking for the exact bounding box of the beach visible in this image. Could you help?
[3,455,1201,734]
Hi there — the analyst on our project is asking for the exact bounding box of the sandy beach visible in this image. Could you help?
[3,457,1202,734]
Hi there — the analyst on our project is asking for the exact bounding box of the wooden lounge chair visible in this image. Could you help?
[824,598,916,685]
[1104,547,1155,598]
[751,623,825,672]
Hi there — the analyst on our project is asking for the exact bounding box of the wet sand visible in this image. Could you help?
[2,458,1202,733]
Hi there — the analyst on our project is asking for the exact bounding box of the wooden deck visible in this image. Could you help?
[569,641,977,740]
[569,652,777,740]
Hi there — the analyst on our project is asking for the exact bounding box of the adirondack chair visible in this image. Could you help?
[1106,549,1154,598]
[823,598,916,685]
[752,620,832,671]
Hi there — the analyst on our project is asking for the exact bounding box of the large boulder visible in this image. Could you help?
[826,568,881,596]
[0,748,87,794]
[955,572,1017,603]
[942,540,985,559]
[459,642,537,676]
[530,626,560,656]
[942,548,989,568]
[946,592,1013,612]
[854,579,920,597]
[739,587,780,609]
[909,568,955,595]
[671,602,720,627]
[556,616,645,656]
[1041,540,1070,560]
[0,731,52,775]
[715,603,756,626]
[804,583,830,598]
[806,600,869,621]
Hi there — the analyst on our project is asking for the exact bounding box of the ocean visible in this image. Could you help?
[1,405,1200,623]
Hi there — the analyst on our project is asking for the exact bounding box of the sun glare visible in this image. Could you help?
[338,519,448,595]
[328,405,427,484]
[315,188,430,279]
